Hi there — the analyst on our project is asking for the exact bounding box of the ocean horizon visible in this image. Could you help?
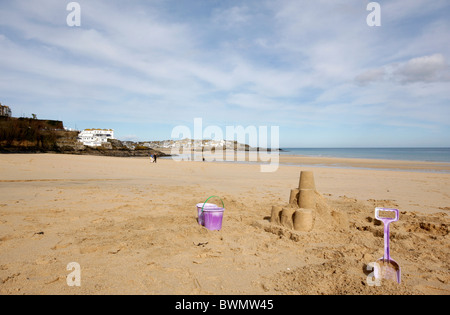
[279,147,450,163]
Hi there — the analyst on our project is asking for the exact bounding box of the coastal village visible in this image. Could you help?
[78,129,253,151]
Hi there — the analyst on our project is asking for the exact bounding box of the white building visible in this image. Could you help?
[78,129,114,147]
[0,104,12,117]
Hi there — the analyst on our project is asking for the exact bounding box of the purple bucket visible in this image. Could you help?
[197,196,225,231]
[203,206,225,231]
[196,203,218,226]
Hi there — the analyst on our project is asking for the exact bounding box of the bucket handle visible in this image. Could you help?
[201,196,225,214]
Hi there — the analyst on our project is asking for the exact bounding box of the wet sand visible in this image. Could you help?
[279,154,450,172]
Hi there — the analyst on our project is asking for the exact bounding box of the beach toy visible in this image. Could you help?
[198,196,225,231]
[196,202,217,226]
[374,207,401,284]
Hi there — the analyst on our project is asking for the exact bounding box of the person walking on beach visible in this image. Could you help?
[154,154,157,163]
[150,154,154,163]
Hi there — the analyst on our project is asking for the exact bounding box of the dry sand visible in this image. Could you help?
[0,153,449,295]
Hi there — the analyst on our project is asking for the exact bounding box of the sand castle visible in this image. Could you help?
[270,171,348,232]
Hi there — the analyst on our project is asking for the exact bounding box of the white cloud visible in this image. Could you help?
[355,53,449,85]
[394,54,449,83]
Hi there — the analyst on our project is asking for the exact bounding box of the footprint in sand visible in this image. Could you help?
[35,257,57,265]
[1,273,21,284]
[80,246,101,254]
[51,242,72,250]
[0,235,16,242]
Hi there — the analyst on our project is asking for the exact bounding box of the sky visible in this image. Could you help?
[0,0,449,148]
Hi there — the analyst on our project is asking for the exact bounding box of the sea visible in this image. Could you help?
[279,147,450,163]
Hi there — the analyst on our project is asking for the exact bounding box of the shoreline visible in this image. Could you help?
[278,154,450,173]
[157,149,450,173]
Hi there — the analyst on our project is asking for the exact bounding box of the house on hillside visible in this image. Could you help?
[0,104,12,117]
[78,128,114,147]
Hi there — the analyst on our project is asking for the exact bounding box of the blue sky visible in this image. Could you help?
[1,0,449,147]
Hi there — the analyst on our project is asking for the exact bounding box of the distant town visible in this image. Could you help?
[78,128,258,151]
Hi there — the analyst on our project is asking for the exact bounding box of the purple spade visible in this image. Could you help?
[374,207,401,284]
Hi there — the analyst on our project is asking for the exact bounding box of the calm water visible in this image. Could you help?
[280,148,450,163]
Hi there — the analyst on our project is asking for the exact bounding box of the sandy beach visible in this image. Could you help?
[0,153,449,295]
